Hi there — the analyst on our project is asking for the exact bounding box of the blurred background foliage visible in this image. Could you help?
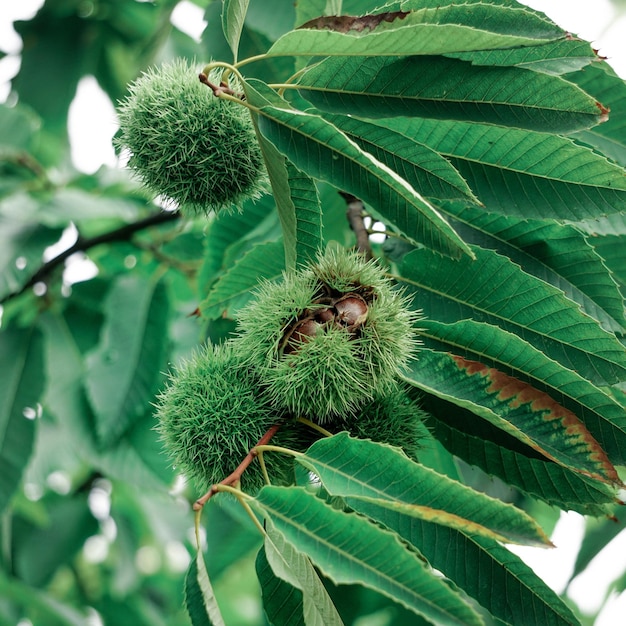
[1,1,626,625]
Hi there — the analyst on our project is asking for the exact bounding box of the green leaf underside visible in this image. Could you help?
[287,161,323,267]
[296,56,607,133]
[255,105,472,258]
[418,318,626,465]
[398,245,626,386]
[569,63,626,167]
[377,117,626,221]
[246,79,323,269]
[397,520,581,626]
[447,38,597,74]
[200,240,285,320]
[198,195,275,296]
[0,327,44,514]
[323,113,479,203]
[185,551,225,626]
[40,312,171,490]
[430,417,617,515]
[297,434,549,546]
[85,276,169,448]
[256,545,306,626]
[270,4,564,58]
[441,204,626,332]
[404,350,620,484]
[263,519,344,626]
[221,0,250,62]
[254,486,483,626]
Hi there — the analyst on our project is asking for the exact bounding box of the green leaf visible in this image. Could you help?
[185,551,225,626]
[221,0,250,62]
[253,486,483,626]
[0,326,44,514]
[569,512,626,583]
[396,521,581,626]
[440,204,626,332]
[447,38,597,75]
[85,275,170,448]
[256,544,305,626]
[270,4,564,58]
[246,79,323,269]
[263,518,344,625]
[569,63,626,167]
[378,117,626,221]
[417,319,626,465]
[254,104,472,259]
[200,240,286,320]
[0,103,40,152]
[40,311,173,490]
[297,433,550,546]
[0,571,88,626]
[296,55,607,133]
[403,349,621,485]
[0,216,62,302]
[322,113,479,203]
[15,493,99,587]
[198,195,276,296]
[428,414,618,515]
[398,245,626,386]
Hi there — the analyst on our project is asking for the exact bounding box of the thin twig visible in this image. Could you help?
[198,73,245,100]
[339,191,372,258]
[193,423,282,511]
[1,210,180,305]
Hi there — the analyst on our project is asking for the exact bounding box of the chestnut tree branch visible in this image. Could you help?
[1,210,180,305]
[339,191,372,258]
[193,423,282,511]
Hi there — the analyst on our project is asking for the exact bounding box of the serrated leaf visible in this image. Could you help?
[84,275,170,448]
[440,204,626,333]
[256,545,306,626]
[398,245,626,386]
[287,161,323,268]
[246,80,322,269]
[185,551,225,626]
[447,38,597,75]
[263,519,344,626]
[297,55,607,133]
[398,521,581,626]
[377,117,626,221]
[253,486,483,626]
[569,63,626,167]
[200,240,285,320]
[254,104,472,259]
[270,4,564,58]
[417,318,626,465]
[322,113,479,203]
[198,195,277,296]
[221,0,250,62]
[297,433,550,546]
[428,414,618,515]
[404,349,620,485]
[0,326,44,514]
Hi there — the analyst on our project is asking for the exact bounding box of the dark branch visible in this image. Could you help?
[339,191,373,258]
[193,423,282,510]
[1,210,180,305]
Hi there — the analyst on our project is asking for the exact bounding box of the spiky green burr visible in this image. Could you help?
[155,341,303,493]
[235,248,420,422]
[116,59,266,215]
